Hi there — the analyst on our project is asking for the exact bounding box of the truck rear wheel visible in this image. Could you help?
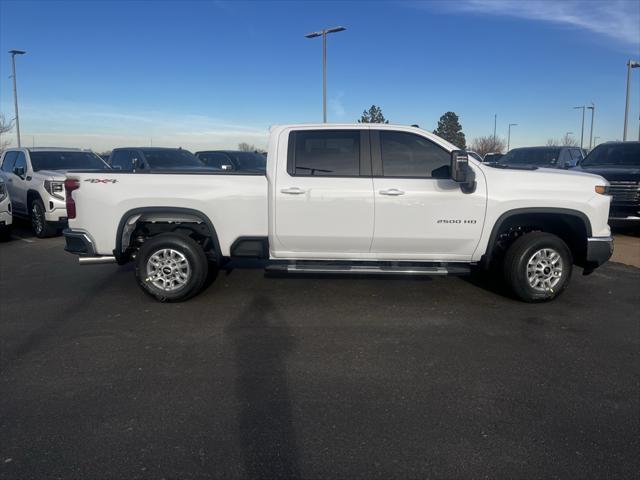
[135,233,209,302]
[503,231,572,302]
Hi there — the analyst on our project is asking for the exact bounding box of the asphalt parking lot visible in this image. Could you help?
[1,221,639,480]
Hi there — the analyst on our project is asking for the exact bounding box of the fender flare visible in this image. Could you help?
[482,207,593,266]
[114,206,222,262]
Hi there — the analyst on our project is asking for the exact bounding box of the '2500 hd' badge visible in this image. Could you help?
[84,178,118,184]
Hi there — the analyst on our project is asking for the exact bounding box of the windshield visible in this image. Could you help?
[581,143,640,167]
[499,148,560,166]
[30,151,107,171]
[141,149,205,169]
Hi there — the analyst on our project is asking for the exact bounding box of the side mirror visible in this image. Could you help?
[131,157,142,171]
[221,164,235,171]
[451,150,469,182]
[13,166,25,178]
[451,150,476,194]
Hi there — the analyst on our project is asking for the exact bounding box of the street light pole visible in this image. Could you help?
[587,103,595,150]
[305,26,346,123]
[507,123,517,151]
[574,105,586,149]
[493,114,497,141]
[623,60,640,141]
[9,49,26,147]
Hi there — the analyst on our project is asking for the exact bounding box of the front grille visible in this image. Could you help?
[609,181,640,205]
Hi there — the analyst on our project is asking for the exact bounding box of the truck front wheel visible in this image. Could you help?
[135,233,209,302]
[503,232,573,302]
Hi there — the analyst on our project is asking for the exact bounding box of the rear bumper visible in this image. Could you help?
[63,229,97,256]
[64,229,117,264]
[585,236,613,270]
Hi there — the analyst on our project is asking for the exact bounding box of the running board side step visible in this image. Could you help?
[265,263,470,276]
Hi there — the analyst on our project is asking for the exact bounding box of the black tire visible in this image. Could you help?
[503,232,573,302]
[0,226,11,242]
[135,233,209,302]
[30,198,57,238]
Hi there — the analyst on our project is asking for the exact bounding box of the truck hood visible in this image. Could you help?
[34,169,72,181]
[571,165,640,183]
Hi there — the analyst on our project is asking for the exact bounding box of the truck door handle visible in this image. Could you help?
[281,187,306,195]
[379,188,405,196]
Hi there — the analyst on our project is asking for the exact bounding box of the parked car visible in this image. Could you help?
[465,151,483,162]
[482,152,503,164]
[195,150,267,173]
[64,124,612,303]
[0,178,12,241]
[108,147,207,170]
[496,146,583,169]
[0,148,109,237]
[572,141,640,224]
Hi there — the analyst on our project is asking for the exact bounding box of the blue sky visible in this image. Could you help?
[0,0,639,151]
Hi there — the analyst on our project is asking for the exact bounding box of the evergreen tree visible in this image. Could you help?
[433,111,466,149]
[358,105,389,124]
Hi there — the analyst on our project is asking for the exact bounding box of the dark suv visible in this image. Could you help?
[195,150,266,173]
[496,146,584,169]
[108,147,207,170]
[573,141,640,224]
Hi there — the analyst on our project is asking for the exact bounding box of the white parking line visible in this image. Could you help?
[11,235,34,243]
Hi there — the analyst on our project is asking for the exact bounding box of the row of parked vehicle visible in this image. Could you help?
[0,128,637,305]
[0,147,266,238]
[2,139,637,241]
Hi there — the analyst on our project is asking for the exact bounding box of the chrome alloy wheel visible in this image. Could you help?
[526,248,563,292]
[31,202,44,234]
[145,248,191,292]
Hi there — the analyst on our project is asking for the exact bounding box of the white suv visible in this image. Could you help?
[0,177,12,240]
[0,148,109,237]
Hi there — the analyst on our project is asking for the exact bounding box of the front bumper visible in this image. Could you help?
[585,236,613,271]
[0,209,12,228]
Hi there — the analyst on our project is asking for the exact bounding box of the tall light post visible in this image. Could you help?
[507,123,517,151]
[305,26,346,123]
[493,114,497,141]
[9,49,26,147]
[574,105,586,149]
[623,59,639,141]
[587,103,595,150]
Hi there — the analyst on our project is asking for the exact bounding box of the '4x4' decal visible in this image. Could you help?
[84,179,118,184]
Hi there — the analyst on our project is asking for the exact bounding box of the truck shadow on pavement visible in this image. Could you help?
[225,296,301,480]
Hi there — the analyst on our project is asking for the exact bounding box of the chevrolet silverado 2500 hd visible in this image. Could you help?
[63,124,613,302]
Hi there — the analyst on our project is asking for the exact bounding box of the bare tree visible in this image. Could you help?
[547,134,578,147]
[238,142,256,152]
[470,135,506,157]
[0,114,14,153]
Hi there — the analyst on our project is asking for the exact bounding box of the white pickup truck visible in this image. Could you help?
[63,124,613,302]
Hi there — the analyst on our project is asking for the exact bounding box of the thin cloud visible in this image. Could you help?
[430,0,640,47]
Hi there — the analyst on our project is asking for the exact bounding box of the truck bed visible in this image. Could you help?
[68,171,268,256]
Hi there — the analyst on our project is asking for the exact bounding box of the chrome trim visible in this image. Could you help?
[78,256,116,265]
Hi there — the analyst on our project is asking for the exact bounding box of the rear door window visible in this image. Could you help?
[288,130,361,176]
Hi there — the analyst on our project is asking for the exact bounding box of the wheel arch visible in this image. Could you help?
[115,207,222,263]
[482,207,592,267]
[26,189,43,209]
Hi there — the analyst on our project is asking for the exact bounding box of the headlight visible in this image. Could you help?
[44,180,65,200]
[0,182,6,202]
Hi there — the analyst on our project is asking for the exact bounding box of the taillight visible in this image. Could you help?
[64,178,80,219]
